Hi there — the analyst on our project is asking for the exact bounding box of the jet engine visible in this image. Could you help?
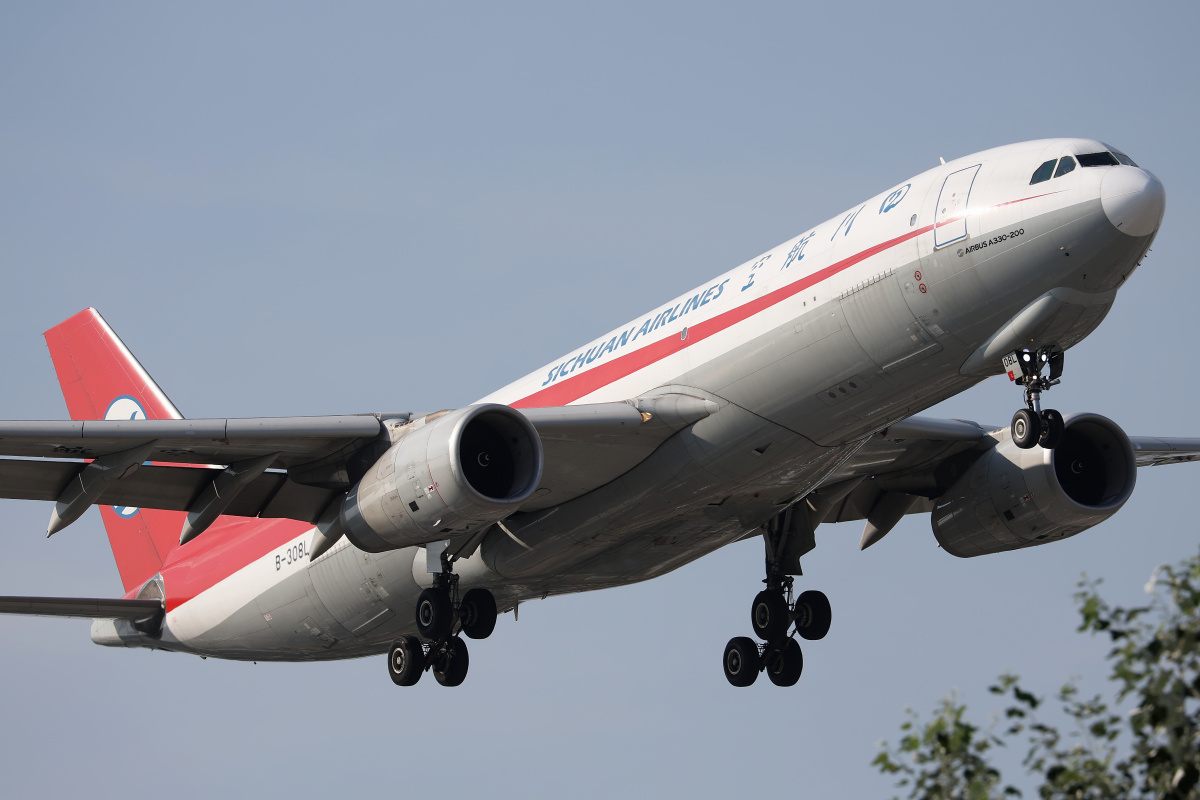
[931,413,1135,557]
[341,404,543,553]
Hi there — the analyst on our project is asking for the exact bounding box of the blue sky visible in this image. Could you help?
[2,2,1198,796]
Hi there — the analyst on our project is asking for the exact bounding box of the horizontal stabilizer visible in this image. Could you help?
[0,595,162,622]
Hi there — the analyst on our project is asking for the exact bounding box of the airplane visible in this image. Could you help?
[0,137,1189,688]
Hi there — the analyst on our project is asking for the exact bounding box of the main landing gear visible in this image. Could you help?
[723,575,832,688]
[386,556,498,688]
[1003,347,1065,450]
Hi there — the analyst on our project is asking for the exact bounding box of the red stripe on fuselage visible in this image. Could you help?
[513,223,934,408]
[153,516,313,611]
[513,191,1061,409]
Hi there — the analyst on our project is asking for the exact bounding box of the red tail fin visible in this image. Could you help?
[44,309,187,594]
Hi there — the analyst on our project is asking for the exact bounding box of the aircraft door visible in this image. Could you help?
[933,164,981,248]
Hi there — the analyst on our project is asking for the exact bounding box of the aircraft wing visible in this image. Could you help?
[1128,436,1200,466]
[0,415,393,468]
[812,418,1200,528]
[0,396,714,527]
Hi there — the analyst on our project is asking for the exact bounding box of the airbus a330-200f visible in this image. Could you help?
[0,138,1188,687]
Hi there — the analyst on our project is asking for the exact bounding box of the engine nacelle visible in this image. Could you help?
[931,413,1136,557]
[341,404,543,553]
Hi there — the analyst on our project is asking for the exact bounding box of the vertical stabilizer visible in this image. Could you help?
[44,309,186,593]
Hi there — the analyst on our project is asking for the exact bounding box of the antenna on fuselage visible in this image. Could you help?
[939,156,946,165]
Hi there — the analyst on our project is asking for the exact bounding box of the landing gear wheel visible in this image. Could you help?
[765,639,804,687]
[723,637,760,687]
[416,587,453,640]
[460,588,498,640]
[793,590,832,641]
[1040,408,1065,450]
[1011,408,1042,450]
[751,590,789,642]
[387,635,425,686]
[433,636,470,687]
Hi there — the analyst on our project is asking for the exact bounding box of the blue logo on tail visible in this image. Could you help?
[103,396,147,518]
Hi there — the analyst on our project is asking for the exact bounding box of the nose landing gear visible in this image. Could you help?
[1003,348,1065,450]
[387,549,498,687]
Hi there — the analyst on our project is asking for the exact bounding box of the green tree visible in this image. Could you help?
[872,692,1019,799]
[875,549,1200,799]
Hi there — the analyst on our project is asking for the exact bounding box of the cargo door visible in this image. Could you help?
[840,273,942,374]
[309,545,396,635]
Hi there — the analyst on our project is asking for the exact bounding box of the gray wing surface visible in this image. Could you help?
[1129,437,1200,466]
[0,415,390,467]
[0,396,716,523]
[815,417,1200,526]
[0,596,162,622]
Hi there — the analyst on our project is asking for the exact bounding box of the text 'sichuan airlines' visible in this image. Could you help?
[1,138,1190,687]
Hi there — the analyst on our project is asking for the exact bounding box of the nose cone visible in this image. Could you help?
[1101,167,1165,237]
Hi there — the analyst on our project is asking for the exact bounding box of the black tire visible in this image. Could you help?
[723,637,759,687]
[751,590,789,642]
[1011,408,1042,450]
[794,590,832,641]
[765,639,804,687]
[433,636,470,687]
[387,635,424,686]
[1040,408,1065,450]
[460,588,498,640]
[416,587,453,640]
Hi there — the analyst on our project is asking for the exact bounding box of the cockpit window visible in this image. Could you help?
[1054,156,1076,178]
[1030,159,1057,185]
[1078,152,1120,167]
[1110,148,1138,167]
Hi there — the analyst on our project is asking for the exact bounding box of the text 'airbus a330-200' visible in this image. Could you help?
[0,138,1189,687]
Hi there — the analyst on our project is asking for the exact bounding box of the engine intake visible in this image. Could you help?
[931,413,1135,557]
[341,404,543,553]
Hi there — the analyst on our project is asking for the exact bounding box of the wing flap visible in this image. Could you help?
[0,460,337,524]
[0,459,79,502]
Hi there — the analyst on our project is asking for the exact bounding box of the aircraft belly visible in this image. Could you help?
[164,532,428,660]
[307,544,418,636]
[479,400,852,585]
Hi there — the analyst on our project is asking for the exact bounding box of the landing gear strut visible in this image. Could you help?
[386,548,498,687]
[1003,348,1065,450]
[723,510,832,687]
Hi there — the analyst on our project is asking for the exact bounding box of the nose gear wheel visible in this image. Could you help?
[1003,348,1065,451]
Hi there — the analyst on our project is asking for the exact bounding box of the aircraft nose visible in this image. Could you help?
[1100,167,1165,237]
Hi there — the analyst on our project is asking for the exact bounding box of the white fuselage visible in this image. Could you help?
[114,138,1160,660]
